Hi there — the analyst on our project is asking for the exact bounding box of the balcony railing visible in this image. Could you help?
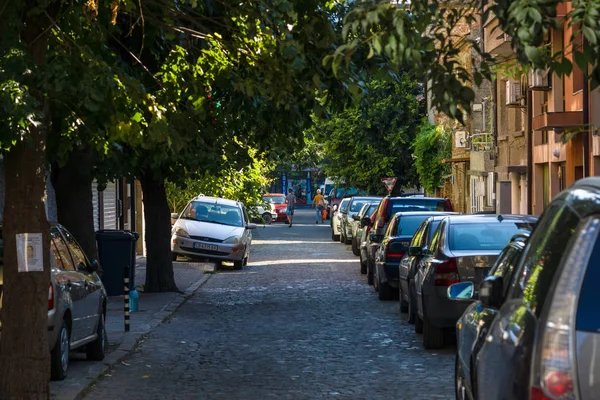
[470,132,494,152]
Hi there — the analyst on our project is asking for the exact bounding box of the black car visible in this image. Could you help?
[472,177,600,400]
[399,214,459,324]
[373,211,457,301]
[414,214,537,349]
[448,232,529,400]
[364,196,454,286]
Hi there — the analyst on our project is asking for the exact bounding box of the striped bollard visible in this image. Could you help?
[124,264,130,332]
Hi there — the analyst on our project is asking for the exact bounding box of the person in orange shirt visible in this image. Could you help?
[312,189,325,224]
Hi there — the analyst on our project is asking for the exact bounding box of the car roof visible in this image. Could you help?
[388,196,448,201]
[192,196,240,207]
[349,196,382,201]
[444,214,539,224]
[392,211,460,218]
[264,193,285,197]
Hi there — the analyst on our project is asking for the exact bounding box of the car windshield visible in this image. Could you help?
[449,222,532,251]
[397,215,432,236]
[391,199,449,213]
[264,196,285,204]
[182,201,244,227]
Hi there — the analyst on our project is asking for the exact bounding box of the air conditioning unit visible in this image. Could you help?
[528,69,550,90]
[506,80,522,107]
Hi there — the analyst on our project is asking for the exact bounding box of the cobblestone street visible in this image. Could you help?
[84,208,455,400]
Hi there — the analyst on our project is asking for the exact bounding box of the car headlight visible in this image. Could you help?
[223,236,240,244]
[175,227,190,238]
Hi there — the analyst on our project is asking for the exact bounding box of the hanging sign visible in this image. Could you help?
[16,233,43,272]
[381,177,397,194]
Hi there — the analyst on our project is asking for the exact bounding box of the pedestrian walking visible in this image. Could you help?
[285,188,296,227]
[312,189,325,224]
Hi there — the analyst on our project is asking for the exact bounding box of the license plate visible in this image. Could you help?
[193,243,218,251]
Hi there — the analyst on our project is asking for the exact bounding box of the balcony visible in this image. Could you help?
[484,14,512,58]
[469,132,495,172]
[532,111,584,131]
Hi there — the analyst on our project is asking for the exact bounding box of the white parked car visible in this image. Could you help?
[171,196,257,269]
[256,203,277,224]
[331,197,351,242]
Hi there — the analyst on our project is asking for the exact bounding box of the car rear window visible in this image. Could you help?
[389,199,450,214]
[397,215,432,237]
[576,236,600,332]
[449,222,531,251]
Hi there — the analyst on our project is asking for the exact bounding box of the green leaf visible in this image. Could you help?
[583,26,598,45]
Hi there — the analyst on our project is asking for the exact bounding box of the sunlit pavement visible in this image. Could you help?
[84,207,454,399]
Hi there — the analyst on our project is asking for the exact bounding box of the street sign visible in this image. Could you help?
[381,177,397,193]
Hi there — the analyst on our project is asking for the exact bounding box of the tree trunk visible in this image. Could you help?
[140,173,179,292]
[50,148,100,273]
[0,95,51,398]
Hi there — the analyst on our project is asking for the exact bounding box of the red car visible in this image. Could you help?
[263,193,288,222]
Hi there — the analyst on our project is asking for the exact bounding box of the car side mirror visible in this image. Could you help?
[408,246,422,257]
[369,233,382,243]
[479,276,504,309]
[360,217,372,228]
[246,223,257,230]
[447,281,475,301]
[87,260,100,273]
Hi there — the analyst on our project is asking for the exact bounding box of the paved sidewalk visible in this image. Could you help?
[50,258,215,400]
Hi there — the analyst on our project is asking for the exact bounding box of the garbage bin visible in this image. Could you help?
[96,230,140,296]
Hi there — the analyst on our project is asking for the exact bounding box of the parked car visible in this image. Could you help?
[468,178,600,400]
[373,211,459,301]
[359,205,379,275]
[326,186,365,221]
[365,196,455,286]
[254,202,277,225]
[352,201,380,256]
[263,193,287,222]
[171,195,257,269]
[414,214,537,349]
[0,224,107,381]
[448,232,530,400]
[331,197,351,242]
[399,215,460,324]
[340,196,382,245]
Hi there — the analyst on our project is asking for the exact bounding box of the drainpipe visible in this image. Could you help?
[527,88,533,214]
[583,67,590,178]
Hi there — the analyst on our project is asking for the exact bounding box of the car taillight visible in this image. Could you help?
[530,219,598,400]
[386,243,404,260]
[434,258,459,286]
[48,284,54,310]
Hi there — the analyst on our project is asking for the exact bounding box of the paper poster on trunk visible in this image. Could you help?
[381,177,397,194]
[16,233,43,272]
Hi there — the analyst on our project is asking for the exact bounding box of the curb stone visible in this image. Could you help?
[53,273,213,400]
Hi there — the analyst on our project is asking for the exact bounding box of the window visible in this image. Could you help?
[397,215,431,236]
[385,217,397,237]
[410,220,428,248]
[427,221,444,255]
[448,222,532,251]
[576,231,600,332]
[558,163,567,192]
[61,229,88,270]
[490,245,524,296]
[542,164,550,207]
[264,195,285,205]
[541,130,549,144]
[183,201,244,227]
[511,204,580,316]
[52,235,76,271]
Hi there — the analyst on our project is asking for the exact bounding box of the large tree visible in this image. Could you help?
[314,73,424,195]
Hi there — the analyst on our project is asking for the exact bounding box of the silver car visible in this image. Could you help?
[0,224,107,381]
[171,196,257,269]
[341,196,382,245]
[331,197,350,242]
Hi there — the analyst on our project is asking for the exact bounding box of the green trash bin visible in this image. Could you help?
[96,230,139,296]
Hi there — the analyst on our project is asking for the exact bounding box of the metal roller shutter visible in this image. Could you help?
[102,181,118,230]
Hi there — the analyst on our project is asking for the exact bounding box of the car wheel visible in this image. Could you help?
[399,286,408,313]
[351,237,360,256]
[367,258,374,285]
[86,313,106,361]
[339,231,345,244]
[344,235,352,245]
[414,310,424,333]
[377,268,393,300]
[423,310,445,349]
[360,252,367,274]
[233,259,243,270]
[51,320,70,381]
[331,230,340,241]
[171,252,178,262]
[262,213,273,225]
[243,256,249,266]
